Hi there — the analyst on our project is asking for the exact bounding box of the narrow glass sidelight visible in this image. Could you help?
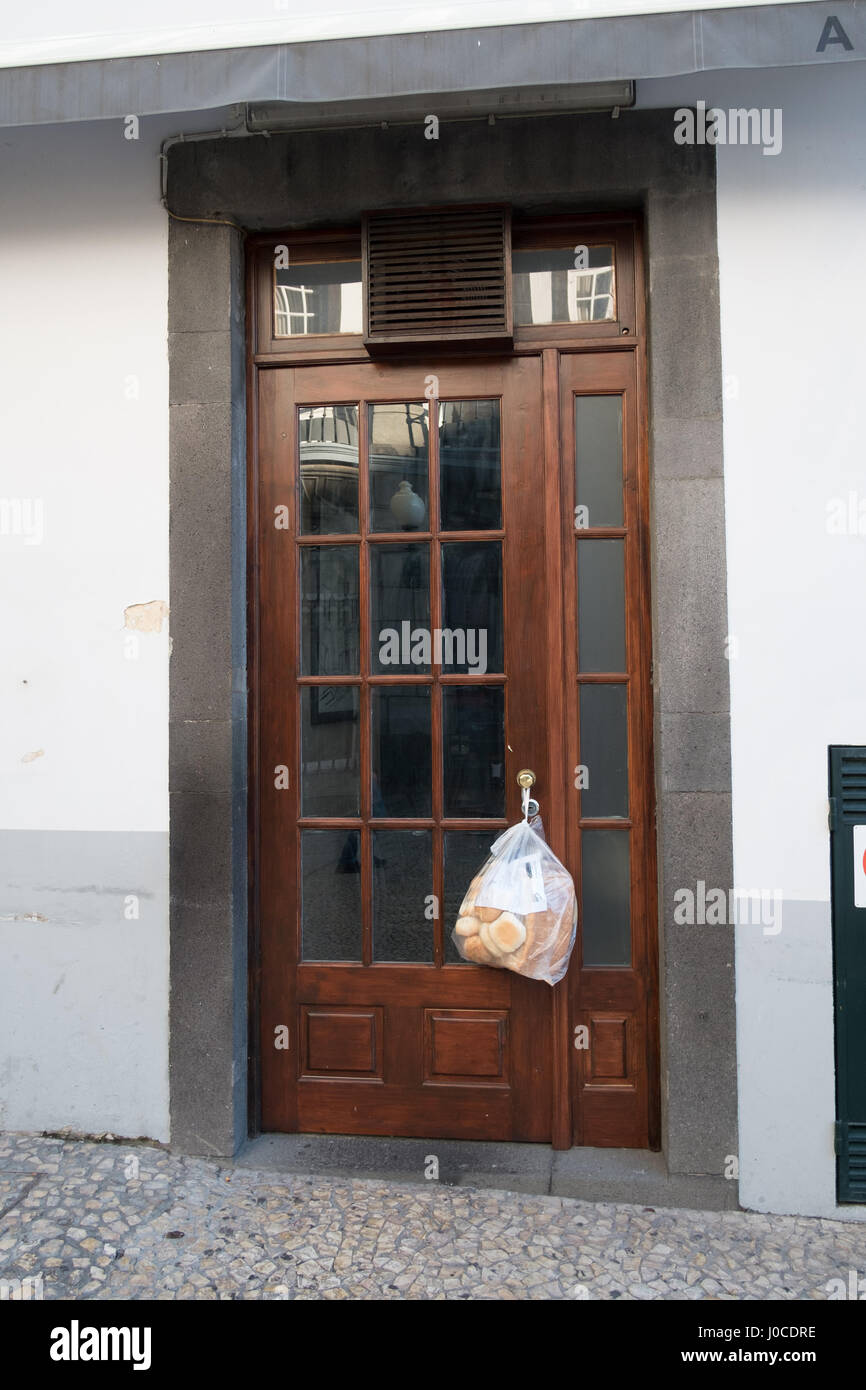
[579,684,629,819]
[581,830,631,967]
[301,829,363,961]
[577,540,626,673]
[372,830,434,962]
[299,405,359,534]
[369,402,430,533]
[575,395,623,528]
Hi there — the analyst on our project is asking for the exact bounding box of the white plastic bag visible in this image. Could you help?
[451,815,577,985]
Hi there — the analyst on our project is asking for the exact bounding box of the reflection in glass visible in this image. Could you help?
[275,261,362,336]
[299,405,359,534]
[579,684,628,819]
[301,829,362,960]
[444,830,495,963]
[513,245,615,324]
[372,830,433,962]
[439,400,501,531]
[575,396,623,528]
[369,403,429,532]
[441,542,502,673]
[370,544,430,674]
[577,540,626,673]
[300,687,360,817]
[300,546,360,675]
[581,830,631,967]
[443,687,505,818]
[371,688,432,818]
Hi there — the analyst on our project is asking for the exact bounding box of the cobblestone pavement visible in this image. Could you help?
[1,1133,864,1301]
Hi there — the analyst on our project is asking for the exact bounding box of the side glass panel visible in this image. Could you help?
[579,684,629,819]
[369,403,429,533]
[299,405,359,534]
[577,541,626,673]
[581,830,631,967]
[575,396,623,529]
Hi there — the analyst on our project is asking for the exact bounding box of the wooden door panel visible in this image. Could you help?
[257,356,555,1142]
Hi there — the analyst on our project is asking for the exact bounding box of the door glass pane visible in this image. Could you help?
[512,245,616,324]
[300,546,360,675]
[575,396,623,528]
[439,400,502,531]
[299,405,359,534]
[371,687,432,818]
[373,830,433,962]
[370,544,430,674]
[443,687,505,818]
[579,684,629,819]
[369,403,429,532]
[275,261,362,336]
[442,542,502,674]
[581,830,631,966]
[444,830,495,963]
[301,829,362,961]
[577,540,626,673]
[301,687,360,816]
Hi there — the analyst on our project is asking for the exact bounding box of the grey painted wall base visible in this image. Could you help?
[237,1135,739,1211]
[167,106,735,1187]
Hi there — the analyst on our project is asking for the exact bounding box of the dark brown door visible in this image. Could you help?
[256,357,556,1140]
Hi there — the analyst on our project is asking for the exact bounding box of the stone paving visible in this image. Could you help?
[1,1133,865,1300]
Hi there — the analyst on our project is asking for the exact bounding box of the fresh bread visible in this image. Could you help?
[474,905,502,924]
[462,933,498,965]
[479,922,505,959]
[488,911,526,955]
[455,914,481,938]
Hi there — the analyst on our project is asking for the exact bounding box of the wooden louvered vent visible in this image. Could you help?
[363,205,512,351]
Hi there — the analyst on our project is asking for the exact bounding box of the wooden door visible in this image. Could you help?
[255,357,556,1140]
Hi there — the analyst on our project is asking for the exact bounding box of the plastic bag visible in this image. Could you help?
[451,815,577,985]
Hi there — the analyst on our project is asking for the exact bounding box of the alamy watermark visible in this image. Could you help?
[673,881,783,936]
[674,102,782,157]
[378,622,488,674]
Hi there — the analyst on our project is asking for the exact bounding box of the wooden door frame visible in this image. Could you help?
[245,213,657,1149]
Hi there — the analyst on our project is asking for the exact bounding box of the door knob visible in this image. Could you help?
[516,769,536,790]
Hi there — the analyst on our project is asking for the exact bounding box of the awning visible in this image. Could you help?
[0,1,861,127]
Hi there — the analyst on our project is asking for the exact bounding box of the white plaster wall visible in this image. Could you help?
[640,61,866,1218]
[0,111,222,1141]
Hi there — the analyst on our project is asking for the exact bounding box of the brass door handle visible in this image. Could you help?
[516,769,536,790]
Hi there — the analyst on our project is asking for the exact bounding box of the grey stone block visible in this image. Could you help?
[169,718,233,796]
[168,222,234,334]
[169,331,232,406]
[648,259,723,421]
[651,416,723,480]
[653,477,731,715]
[645,187,719,263]
[170,791,234,909]
[660,713,732,793]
